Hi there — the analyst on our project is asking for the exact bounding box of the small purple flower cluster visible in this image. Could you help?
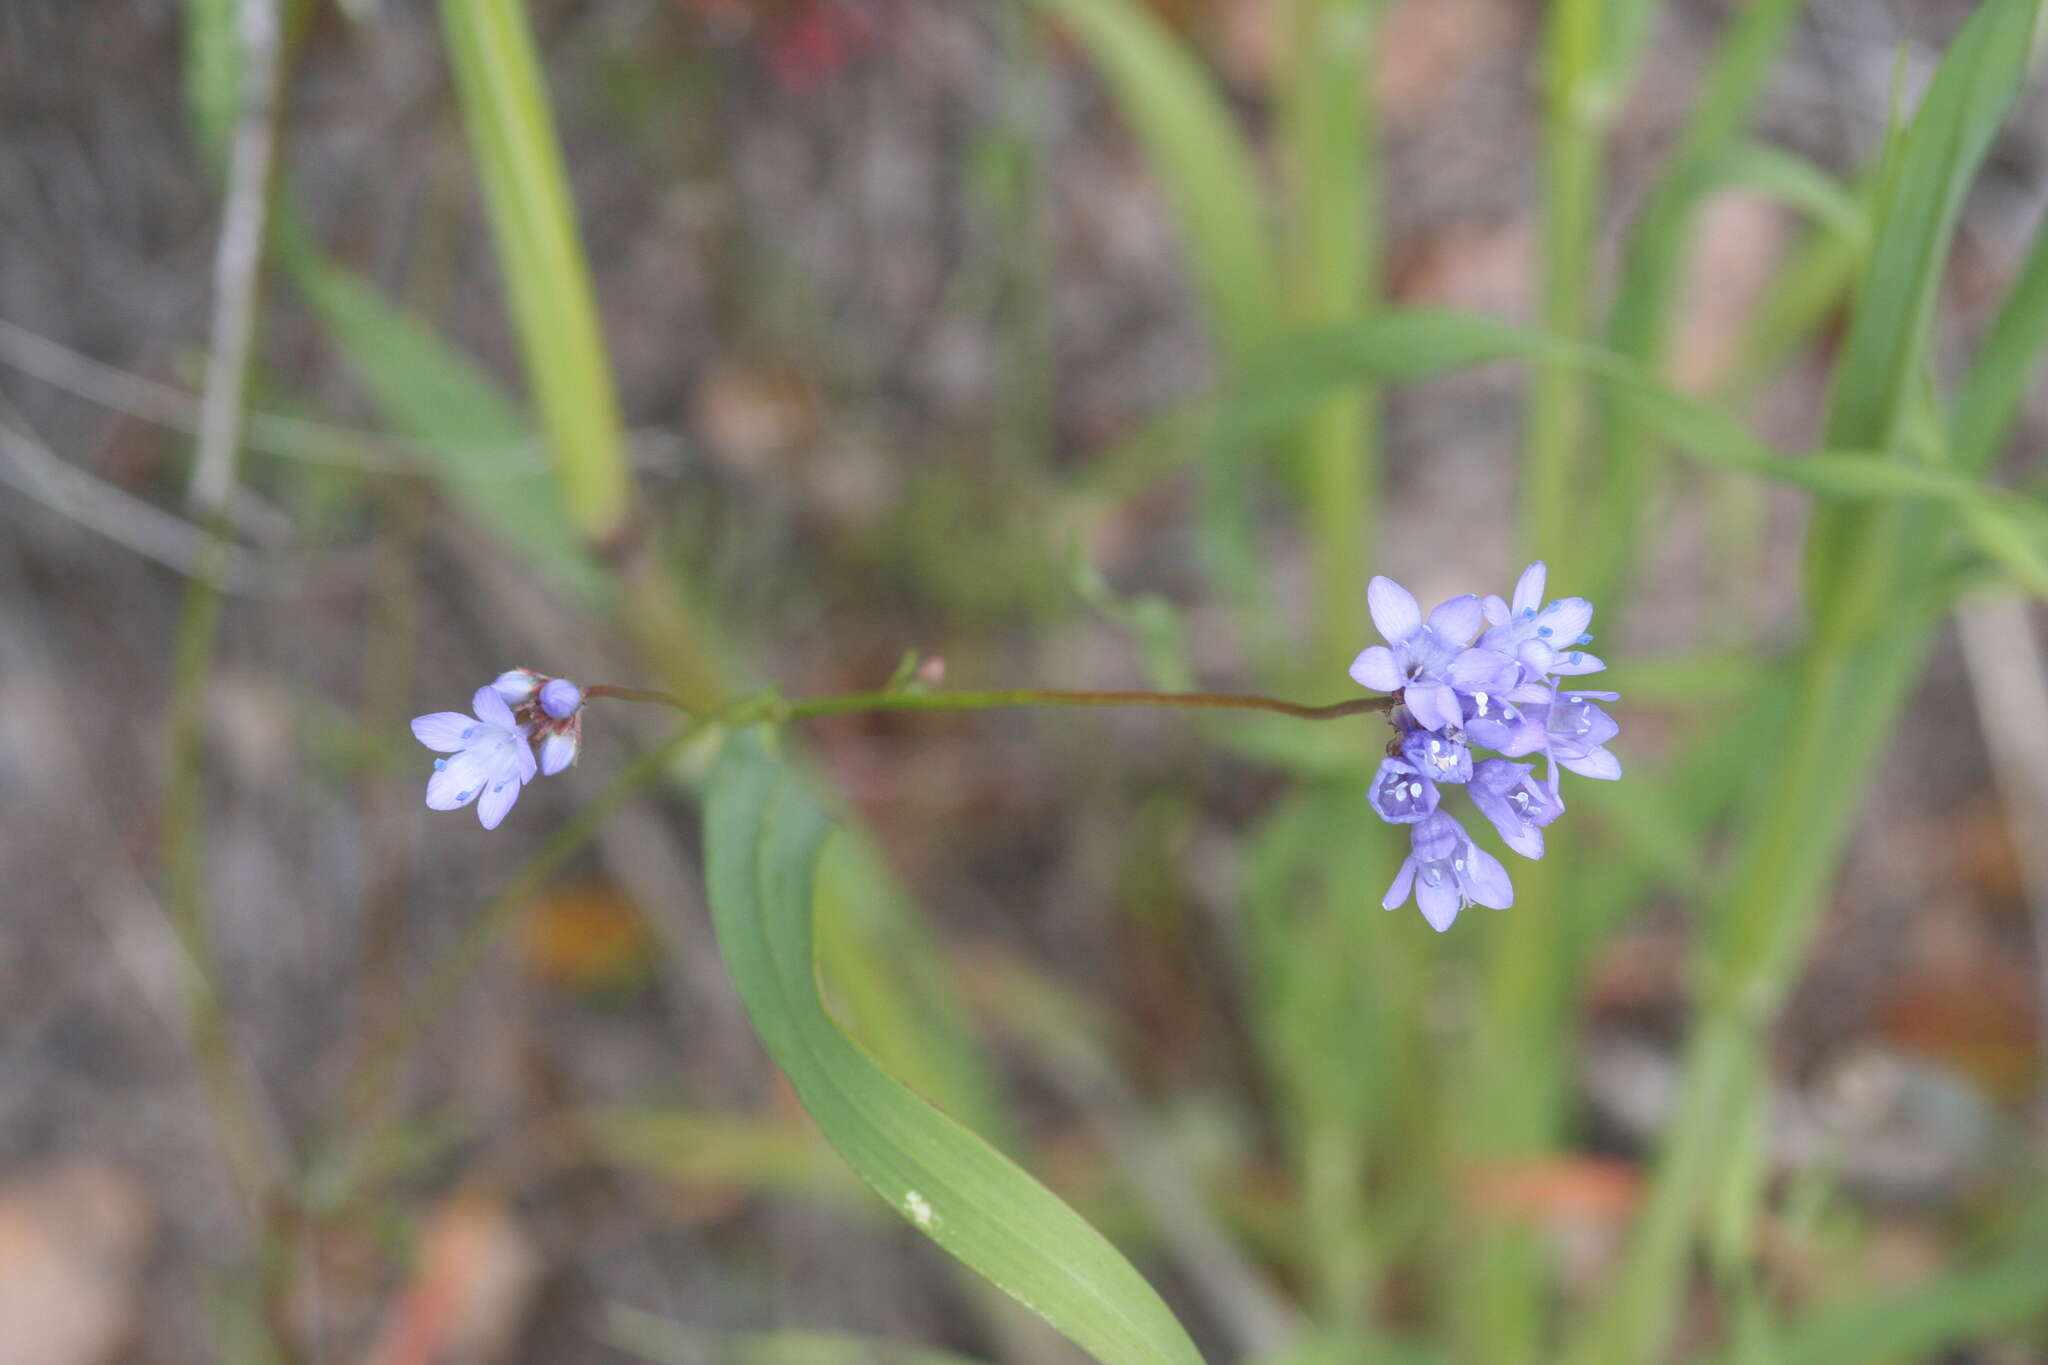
[1351,562,1621,932]
[410,668,586,828]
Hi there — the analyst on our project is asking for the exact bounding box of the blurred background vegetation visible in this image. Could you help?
[3,0,2048,1361]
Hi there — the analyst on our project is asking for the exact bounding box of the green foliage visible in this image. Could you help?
[704,732,1208,1365]
[157,0,2048,1358]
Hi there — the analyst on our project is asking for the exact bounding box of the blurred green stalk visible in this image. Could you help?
[435,0,627,545]
[437,0,728,714]
[1585,0,1806,610]
[1522,0,1603,571]
[1568,5,2045,1359]
[1280,0,1380,678]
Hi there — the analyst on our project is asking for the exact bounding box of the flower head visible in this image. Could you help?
[1381,810,1513,932]
[410,685,537,829]
[411,668,591,829]
[1352,562,1624,928]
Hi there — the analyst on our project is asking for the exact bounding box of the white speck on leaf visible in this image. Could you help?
[904,1190,936,1229]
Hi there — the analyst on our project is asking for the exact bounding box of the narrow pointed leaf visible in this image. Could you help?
[705,733,1207,1365]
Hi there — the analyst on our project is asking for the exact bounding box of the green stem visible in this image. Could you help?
[587,683,1401,726]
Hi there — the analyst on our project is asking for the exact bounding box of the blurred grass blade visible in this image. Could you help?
[181,0,238,171]
[606,1305,998,1365]
[1022,0,1277,361]
[280,228,605,599]
[1694,142,1866,242]
[437,0,631,542]
[1216,312,2048,579]
[1807,0,2042,616]
[1771,1248,2048,1365]
[1822,0,2040,455]
[580,1106,871,1210]
[1586,0,1806,603]
[706,733,1208,1365]
[1950,212,2048,473]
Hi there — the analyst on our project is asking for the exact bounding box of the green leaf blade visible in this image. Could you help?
[705,734,1208,1365]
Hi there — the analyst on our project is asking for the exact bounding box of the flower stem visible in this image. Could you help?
[586,683,1399,726]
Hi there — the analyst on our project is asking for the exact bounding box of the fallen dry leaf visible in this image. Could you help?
[0,1161,154,1365]
[360,1187,541,1365]
[1460,1155,1645,1223]
[520,877,658,994]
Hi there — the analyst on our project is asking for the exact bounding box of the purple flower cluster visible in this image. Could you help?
[410,668,586,828]
[1351,563,1621,932]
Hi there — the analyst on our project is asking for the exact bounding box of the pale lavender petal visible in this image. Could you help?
[1498,718,1548,758]
[425,749,491,810]
[472,685,517,729]
[1501,821,1545,859]
[476,773,521,829]
[1533,598,1594,643]
[493,669,539,703]
[1563,690,1620,702]
[1349,645,1404,692]
[1560,747,1623,780]
[1511,562,1547,617]
[1546,650,1606,675]
[1426,593,1483,644]
[1367,576,1422,643]
[1403,680,1459,732]
[1459,843,1514,908]
[516,734,541,782]
[1482,594,1510,627]
[1381,857,1416,911]
[1416,873,1462,932]
[538,732,577,777]
[411,712,477,752]
[1447,647,1518,691]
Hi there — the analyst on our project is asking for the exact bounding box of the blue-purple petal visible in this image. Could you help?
[1382,857,1417,911]
[1458,843,1514,908]
[1416,873,1462,931]
[1403,679,1460,732]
